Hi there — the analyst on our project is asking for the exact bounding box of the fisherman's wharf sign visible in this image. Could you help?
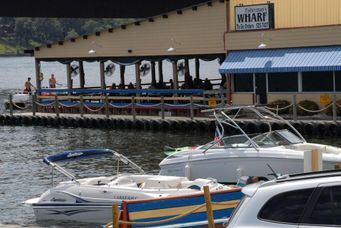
[235,4,274,31]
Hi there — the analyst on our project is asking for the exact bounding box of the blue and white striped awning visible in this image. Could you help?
[219,46,341,74]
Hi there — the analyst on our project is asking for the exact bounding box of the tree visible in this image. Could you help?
[14,18,33,46]
[65,29,79,40]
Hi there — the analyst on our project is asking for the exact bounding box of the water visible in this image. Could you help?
[0,57,221,227]
[0,57,340,227]
[0,125,212,227]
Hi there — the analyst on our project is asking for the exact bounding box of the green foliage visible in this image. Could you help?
[297,100,319,116]
[267,100,291,114]
[0,17,134,55]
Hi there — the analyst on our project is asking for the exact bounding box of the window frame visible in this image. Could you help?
[257,187,316,225]
[300,185,341,226]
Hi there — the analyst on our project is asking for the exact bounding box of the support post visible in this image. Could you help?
[195,58,200,80]
[161,96,165,120]
[100,61,106,89]
[135,62,141,89]
[66,63,72,90]
[172,60,178,89]
[304,149,323,172]
[120,65,126,88]
[79,61,85,89]
[35,59,42,91]
[151,61,156,87]
[9,94,13,116]
[32,93,37,116]
[185,59,190,83]
[226,74,232,105]
[158,61,164,84]
[80,95,84,117]
[203,186,215,228]
[292,95,297,121]
[54,95,60,117]
[190,95,194,120]
[132,96,136,120]
[333,94,337,122]
[105,94,109,118]
[112,203,120,228]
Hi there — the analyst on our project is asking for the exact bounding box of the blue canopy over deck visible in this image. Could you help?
[219,46,341,74]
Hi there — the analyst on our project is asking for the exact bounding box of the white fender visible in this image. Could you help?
[185,163,191,180]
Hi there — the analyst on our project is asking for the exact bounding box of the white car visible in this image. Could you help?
[226,170,341,227]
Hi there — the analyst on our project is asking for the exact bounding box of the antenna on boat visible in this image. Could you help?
[267,163,280,178]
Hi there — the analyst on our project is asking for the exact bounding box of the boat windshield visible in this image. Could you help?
[202,129,303,149]
[251,129,304,147]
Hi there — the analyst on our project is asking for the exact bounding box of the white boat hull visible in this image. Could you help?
[159,146,341,183]
[32,204,112,223]
[27,174,230,223]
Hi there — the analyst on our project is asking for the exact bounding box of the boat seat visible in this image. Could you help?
[80,177,112,186]
[143,176,185,189]
[108,176,138,188]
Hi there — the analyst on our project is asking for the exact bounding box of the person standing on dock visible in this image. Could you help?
[24,77,36,94]
[49,74,57,88]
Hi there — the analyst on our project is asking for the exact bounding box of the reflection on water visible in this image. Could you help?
[0,125,211,227]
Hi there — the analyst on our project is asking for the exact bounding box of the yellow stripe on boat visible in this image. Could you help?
[129,200,240,220]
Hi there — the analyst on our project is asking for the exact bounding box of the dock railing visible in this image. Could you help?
[29,89,227,120]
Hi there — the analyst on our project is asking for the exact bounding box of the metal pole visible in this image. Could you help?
[333,94,337,122]
[292,94,297,121]
[80,95,84,117]
[132,96,136,120]
[54,95,59,117]
[9,94,13,116]
[190,95,194,120]
[203,186,215,228]
[32,93,36,116]
[161,96,165,120]
[105,94,109,118]
[112,203,120,228]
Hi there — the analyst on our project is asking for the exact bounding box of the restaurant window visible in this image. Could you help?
[268,72,298,92]
[335,72,341,91]
[302,71,333,92]
[233,74,253,92]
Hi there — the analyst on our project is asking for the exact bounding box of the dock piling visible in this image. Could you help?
[32,93,37,116]
[112,203,120,228]
[9,94,13,116]
[203,185,215,228]
[54,95,60,117]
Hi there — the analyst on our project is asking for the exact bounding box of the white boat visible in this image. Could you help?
[25,149,229,223]
[159,106,341,183]
[4,93,31,109]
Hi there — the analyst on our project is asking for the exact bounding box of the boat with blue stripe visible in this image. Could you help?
[25,148,232,223]
[119,188,242,228]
